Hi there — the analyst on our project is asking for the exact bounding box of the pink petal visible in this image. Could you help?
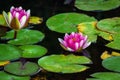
[66,47,74,52]
[64,33,69,40]
[58,38,67,47]
[18,6,22,10]
[75,42,79,50]
[10,6,14,11]
[15,12,20,19]
[83,42,91,49]
[20,16,27,28]
[26,9,30,19]
[71,32,75,36]
[84,35,88,41]
[79,40,84,47]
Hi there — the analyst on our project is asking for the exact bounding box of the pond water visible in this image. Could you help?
[0,0,120,80]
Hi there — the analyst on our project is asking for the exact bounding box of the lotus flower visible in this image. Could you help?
[58,32,91,52]
[3,6,30,30]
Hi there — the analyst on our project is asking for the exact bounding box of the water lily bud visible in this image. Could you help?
[3,6,30,30]
[58,32,91,52]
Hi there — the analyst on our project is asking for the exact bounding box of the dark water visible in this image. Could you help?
[0,0,120,80]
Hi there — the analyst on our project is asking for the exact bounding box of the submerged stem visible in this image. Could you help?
[14,30,18,39]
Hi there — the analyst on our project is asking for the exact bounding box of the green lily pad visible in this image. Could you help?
[29,16,43,24]
[106,33,120,50]
[38,54,92,73]
[98,31,113,41]
[0,71,30,80]
[0,26,7,37]
[46,12,96,33]
[102,56,120,72]
[2,29,45,45]
[78,21,113,42]
[87,72,120,80]
[4,61,40,76]
[97,17,120,34]
[75,0,120,11]
[19,45,47,58]
[0,44,21,61]
[78,22,99,42]
[0,14,7,26]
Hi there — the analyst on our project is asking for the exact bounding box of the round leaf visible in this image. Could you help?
[97,17,120,34]
[106,34,120,50]
[0,71,30,80]
[0,14,7,26]
[87,72,120,80]
[75,0,120,11]
[2,29,45,45]
[0,61,10,66]
[77,22,99,42]
[4,61,40,76]
[0,44,21,61]
[38,54,92,73]
[29,16,43,24]
[19,45,47,58]
[46,13,96,33]
[102,56,120,72]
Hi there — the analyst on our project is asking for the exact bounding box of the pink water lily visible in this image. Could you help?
[3,6,30,30]
[58,32,91,52]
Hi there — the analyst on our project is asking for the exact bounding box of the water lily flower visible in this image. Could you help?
[58,32,91,52]
[3,6,30,30]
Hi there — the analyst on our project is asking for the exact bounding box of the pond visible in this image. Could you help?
[0,0,120,80]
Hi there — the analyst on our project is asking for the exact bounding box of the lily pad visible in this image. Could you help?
[2,29,45,45]
[77,22,99,42]
[4,61,40,76]
[97,17,120,34]
[87,72,120,80]
[77,21,112,42]
[0,44,21,61]
[19,45,47,58]
[38,54,92,73]
[75,0,120,11]
[46,12,96,33]
[0,71,30,80]
[0,61,10,66]
[106,33,120,50]
[102,56,120,72]
[0,14,7,26]
[29,16,43,24]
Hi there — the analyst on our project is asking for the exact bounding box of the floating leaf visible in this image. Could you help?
[98,32,113,41]
[4,61,40,76]
[97,17,120,34]
[87,72,120,80]
[77,22,99,42]
[77,21,112,42]
[0,14,7,26]
[0,71,30,80]
[38,54,92,73]
[0,26,7,37]
[101,51,112,60]
[46,13,96,33]
[111,51,120,56]
[2,29,45,45]
[106,33,120,50]
[102,56,120,72]
[0,61,10,66]
[19,45,47,58]
[101,51,120,60]
[75,0,120,11]
[0,44,21,61]
[29,16,43,24]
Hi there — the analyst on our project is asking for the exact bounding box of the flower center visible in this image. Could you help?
[72,38,77,42]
